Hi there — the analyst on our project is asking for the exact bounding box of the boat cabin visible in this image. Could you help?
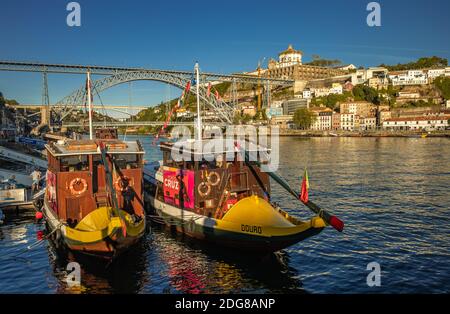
[45,139,145,227]
[155,140,271,219]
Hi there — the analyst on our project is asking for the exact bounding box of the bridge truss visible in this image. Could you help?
[0,60,294,125]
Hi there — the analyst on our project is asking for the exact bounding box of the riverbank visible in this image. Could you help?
[118,129,450,138]
[278,129,450,138]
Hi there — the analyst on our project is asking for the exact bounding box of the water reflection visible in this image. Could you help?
[1,137,449,293]
[45,233,151,294]
[152,226,306,294]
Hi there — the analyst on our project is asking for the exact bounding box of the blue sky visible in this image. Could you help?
[1,0,449,111]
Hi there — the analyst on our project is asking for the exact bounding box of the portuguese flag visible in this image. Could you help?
[300,168,309,203]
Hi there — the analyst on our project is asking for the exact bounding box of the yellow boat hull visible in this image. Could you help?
[43,202,146,259]
[153,195,325,253]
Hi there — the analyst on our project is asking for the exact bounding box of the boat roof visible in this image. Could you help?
[46,139,145,157]
[159,139,271,155]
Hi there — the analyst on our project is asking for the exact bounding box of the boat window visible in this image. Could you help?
[113,154,140,169]
[60,155,89,172]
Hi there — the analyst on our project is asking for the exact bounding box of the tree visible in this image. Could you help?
[293,108,316,130]
[307,58,342,67]
[380,56,448,71]
[434,77,450,100]
[254,109,267,121]
[352,85,380,104]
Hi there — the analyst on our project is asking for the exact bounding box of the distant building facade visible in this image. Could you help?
[340,113,359,131]
[383,116,450,131]
[282,99,309,115]
[267,45,346,80]
[340,101,376,118]
[310,107,333,130]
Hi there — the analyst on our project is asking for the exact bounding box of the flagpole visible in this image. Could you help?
[87,70,93,140]
[195,62,202,141]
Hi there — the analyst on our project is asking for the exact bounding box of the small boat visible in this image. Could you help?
[42,136,146,259]
[0,147,46,209]
[408,132,428,138]
[41,72,146,259]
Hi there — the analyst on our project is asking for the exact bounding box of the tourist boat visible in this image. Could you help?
[41,72,146,259]
[143,63,341,253]
[145,140,328,253]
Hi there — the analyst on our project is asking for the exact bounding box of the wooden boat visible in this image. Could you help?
[42,137,146,259]
[144,140,326,253]
[144,62,342,254]
[41,71,146,260]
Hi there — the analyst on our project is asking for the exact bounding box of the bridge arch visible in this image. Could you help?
[54,70,234,124]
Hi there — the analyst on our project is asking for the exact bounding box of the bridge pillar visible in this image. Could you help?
[41,107,48,125]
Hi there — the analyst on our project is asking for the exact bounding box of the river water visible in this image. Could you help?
[0,136,449,293]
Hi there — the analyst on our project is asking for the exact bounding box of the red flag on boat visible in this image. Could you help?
[300,168,309,203]
[185,80,191,93]
[207,83,212,97]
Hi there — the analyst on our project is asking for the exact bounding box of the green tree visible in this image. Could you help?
[306,58,342,67]
[434,77,450,100]
[352,85,380,104]
[380,56,448,71]
[293,108,316,129]
[254,109,267,121]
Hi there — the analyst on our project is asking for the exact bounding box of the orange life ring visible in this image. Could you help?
[207,171,220,186]
[197,182,211,197]
[115,176,131,192]
[69,178,88,196]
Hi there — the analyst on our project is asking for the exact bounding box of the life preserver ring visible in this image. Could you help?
[115,176,131,192]
[69,178,88,196]
[197,182,211,197]
[207,171,220,186]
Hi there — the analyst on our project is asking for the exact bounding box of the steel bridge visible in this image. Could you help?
[0,60,293,125]
[0,60,293,85]
[9,104,147,117]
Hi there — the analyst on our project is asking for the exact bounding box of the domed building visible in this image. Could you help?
[267,44,346,81]
[278,44,303,67]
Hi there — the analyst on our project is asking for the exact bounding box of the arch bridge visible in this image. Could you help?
[0,61,295,125]
[55,70,236,124]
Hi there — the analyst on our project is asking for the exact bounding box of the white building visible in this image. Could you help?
[340,113,359,131]
[313,88,330,97]
[351,67,388,85]
[329,83,343,95]
[427,68,446,78]
[310,108,333,130]
[383,116,450,131]
[302,89,312,99]
[360,117,377,130]
[276,44,303,68]
[389,71,428,86]
[336,64,357,71]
